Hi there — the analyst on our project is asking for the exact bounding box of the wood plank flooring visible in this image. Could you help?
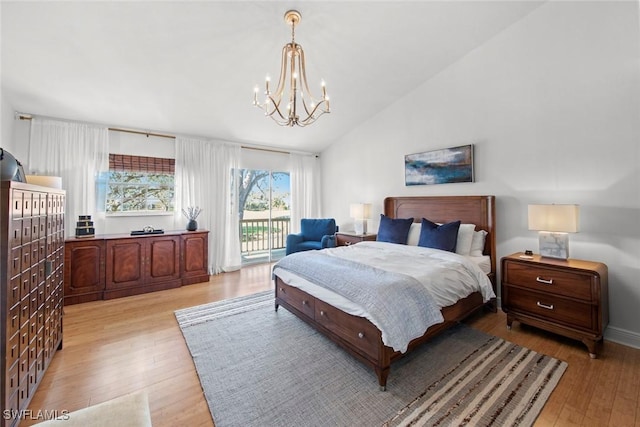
[25,263,640,427]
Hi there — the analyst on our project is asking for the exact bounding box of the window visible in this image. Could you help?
[104,154,175,214]
[237,169,290,264]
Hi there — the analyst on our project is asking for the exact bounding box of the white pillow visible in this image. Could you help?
[455,224,476,256]
[407,222,421,246]
[469,229,488,257]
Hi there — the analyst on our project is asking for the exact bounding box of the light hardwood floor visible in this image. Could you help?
[26,263,639,427]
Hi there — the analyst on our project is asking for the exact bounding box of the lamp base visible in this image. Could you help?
[354,219,367,235]
[538,231,570,259]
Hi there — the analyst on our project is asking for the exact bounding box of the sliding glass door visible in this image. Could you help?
[237,169,290,264]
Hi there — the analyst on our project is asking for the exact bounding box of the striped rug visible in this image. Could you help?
[384,336,566,426]
[176,291,567,427]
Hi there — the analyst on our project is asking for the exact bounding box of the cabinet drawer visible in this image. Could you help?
[9,275,21,308]
[505,286,593,331]
[504,260,593,301]
[276,282,315,319]
[6,360,19,402]
[315,300,380,360]
[7,331,20,367]
[8,303,21,338]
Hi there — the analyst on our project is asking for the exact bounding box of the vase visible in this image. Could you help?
[186,219,198,231]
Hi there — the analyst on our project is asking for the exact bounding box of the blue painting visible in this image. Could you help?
[405,144,474,186]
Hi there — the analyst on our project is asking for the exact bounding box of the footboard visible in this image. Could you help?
[274,276,485,390]
[275,277,393,389]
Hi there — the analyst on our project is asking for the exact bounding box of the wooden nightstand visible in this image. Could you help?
[501,252,608,358]
[335,232,377,246]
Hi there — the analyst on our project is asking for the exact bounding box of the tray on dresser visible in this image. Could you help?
[130,229,165,235]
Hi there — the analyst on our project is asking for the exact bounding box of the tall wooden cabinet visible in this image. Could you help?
[1,181,65,427]
[64,230,209,304]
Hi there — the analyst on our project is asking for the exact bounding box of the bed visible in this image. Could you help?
[273,195,496,390]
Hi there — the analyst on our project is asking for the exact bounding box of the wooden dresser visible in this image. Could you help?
[501,252,608,358]
[1,181,65,427]
[64,230,209,304]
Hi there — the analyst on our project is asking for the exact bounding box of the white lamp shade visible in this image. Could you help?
[349,203,371,219]
[528,204,580,233]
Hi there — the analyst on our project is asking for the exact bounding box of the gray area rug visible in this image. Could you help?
[176,291,567,427]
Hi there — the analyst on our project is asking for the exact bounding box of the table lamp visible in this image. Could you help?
[350,203,371,235]
[528,204,580,259]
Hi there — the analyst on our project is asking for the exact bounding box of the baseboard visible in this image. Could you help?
[605,325,640,350]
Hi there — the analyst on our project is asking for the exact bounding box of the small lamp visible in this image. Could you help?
[350,203,371,235]
[528,204,580,259]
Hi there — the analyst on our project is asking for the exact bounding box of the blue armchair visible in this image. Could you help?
[286,218,337,255]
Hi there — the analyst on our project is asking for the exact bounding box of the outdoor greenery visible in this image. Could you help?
[105,171,174,213]
[237,169,290,251]
[241,220,288,242]
[237,169,290,218]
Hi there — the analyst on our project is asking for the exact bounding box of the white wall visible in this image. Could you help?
[321,1,640,347]
[1,97,15,154]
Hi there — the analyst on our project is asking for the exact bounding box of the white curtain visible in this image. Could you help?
[289,153,321,233]
[28,118,109,235]
[175,137,241,274]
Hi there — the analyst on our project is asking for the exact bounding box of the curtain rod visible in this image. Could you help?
[17,113,301,155]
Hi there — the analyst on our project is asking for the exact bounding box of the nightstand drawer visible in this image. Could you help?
[505,287,593,330]
[335,233,376,246]
[503,260,592,301]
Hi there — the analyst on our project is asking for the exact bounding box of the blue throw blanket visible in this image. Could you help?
[274,251,444,352]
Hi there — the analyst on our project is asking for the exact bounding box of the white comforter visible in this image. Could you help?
[273,241,495,337]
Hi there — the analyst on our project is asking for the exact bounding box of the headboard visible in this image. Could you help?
[384,195,497,289]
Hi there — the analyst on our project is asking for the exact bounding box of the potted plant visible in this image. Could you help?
[182,206,202,231]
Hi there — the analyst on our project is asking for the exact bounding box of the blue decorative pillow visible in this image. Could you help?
[418,219,461,252]
[376,214,414,244]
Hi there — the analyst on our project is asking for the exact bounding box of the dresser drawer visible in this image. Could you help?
[315,299,380,360]
[503,260,593,301]
[276,282,315,319]
[505,286,593,331]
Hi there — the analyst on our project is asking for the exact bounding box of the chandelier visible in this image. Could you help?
[253,10,330,127]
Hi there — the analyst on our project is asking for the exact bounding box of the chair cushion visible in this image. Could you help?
[296,241,324,252]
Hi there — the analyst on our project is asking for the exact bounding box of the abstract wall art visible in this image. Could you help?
[405,144,474,186]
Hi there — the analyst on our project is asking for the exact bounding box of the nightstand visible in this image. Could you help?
[501,253,608,358]
[335,232,377,246]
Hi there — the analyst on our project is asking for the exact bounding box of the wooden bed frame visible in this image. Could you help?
[274,195,496,390]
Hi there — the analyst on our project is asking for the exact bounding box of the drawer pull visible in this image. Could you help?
[302,300,308,306]
[536,301,554,310]
[536,277,554,285]
[358,332,364,339]
[279,287,284,292]
[320,310,325,316]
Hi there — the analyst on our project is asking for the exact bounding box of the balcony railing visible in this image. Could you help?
[241,217,290,256]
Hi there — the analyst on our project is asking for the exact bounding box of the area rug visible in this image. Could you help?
[176,291,567,427]
[33,391,151,427]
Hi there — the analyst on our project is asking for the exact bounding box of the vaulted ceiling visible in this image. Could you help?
[2,1,543,153]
